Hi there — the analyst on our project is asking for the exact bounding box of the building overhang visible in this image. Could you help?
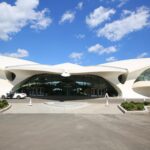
[5,63,127,76]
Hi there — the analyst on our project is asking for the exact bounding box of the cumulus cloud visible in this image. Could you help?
[97,6,150,41]
[30,8,51,30]
[0,49,29,58]
[59,11,75,24]
[85,6,115,28]
[100,0,128,6]
[88,43,117,55]
[76,2,83,10]
[121,9,133,17]
[106,56,117,62]
[69,52,83,62]
[100,0,116,2]
[137,52,148,58]
[0,0,52,41]
[75,34,85,39]
[118,0,129,8]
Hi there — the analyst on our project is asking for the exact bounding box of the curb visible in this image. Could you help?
[0,104,12,113]
[118,104,149,114]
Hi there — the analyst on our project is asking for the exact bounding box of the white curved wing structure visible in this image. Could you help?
[0,56,150,98]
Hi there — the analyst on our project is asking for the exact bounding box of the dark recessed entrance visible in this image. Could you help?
[12,74,118,100]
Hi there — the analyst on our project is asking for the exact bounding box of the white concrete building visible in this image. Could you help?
[0,56,150,99]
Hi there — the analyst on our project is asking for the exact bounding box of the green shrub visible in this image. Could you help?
[2,100,8,106]
[0,100,8,109]
[121,102,134,111]
[136,103,144,110]
[121,101,127,108]
[0,102,4,109]
[121,101,144,111]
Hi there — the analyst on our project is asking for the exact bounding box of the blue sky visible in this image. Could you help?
[0,0,150,65]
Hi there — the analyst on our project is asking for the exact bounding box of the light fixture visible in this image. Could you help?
[61,71,71,77]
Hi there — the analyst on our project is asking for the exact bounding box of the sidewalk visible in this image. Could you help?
[3,102,123,114]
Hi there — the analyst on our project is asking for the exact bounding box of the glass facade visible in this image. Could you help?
[12,74,118,97]
[135,68,150,82]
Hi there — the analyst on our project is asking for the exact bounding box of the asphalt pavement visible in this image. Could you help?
[0,114,150,150]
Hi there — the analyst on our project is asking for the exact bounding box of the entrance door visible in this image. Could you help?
[64,85,72,96]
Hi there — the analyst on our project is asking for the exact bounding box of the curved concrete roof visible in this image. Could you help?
[1,56,150,75]
[102,58,150,72]
[5,62,127,74]
[0,56,37,69]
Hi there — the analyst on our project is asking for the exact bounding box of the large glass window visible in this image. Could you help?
[12,74,118,97]
[135,68,150,82]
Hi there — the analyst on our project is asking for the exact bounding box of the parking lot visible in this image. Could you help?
[0,114,150,150]
[1,98,150,150]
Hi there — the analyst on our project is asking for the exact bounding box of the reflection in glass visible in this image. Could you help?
[12,74,118,97]
[135,68,150,82]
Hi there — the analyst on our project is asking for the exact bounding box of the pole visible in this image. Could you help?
[105,93,109,106]
[28,97,32,106]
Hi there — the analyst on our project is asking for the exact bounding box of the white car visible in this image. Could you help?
[1,92,27,99]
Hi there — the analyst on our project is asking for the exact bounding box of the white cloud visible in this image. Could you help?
[0,49,29,58]
[137,52,148,58]
[121,9,132,17]
[85,6,115,28]
[69,52,83,61]
[30,8,52,30]
[118,0,128,8]
[59,11,75,24]
[106,56,117,62]
[75,34,85,39]
[97,6,150,41]
[100,0,127,5]
[76,2,83,10]
[99,0,115,3]
[0,0,52,41]
[88,43,117,55]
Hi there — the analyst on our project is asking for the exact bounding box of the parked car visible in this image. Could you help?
[1,92,27,99]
